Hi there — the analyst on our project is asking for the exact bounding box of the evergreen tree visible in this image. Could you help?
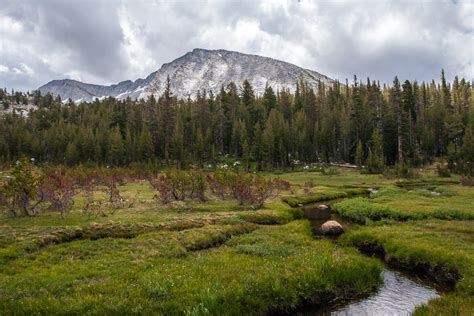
[65,142,78,166]
[171,114,185,168]
[263,84,277,114]
[109,127,124,166]
[160,76,176,164]
[365,129,384,173]
[355,140,364,167]
[138,128,154,162]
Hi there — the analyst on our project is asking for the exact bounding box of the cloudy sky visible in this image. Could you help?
[0,0,472,91]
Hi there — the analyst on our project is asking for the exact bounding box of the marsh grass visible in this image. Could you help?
[0,169,472,314]
[333,197,474,223]
[0,220,381,315]
[341,220,474,315]
[332,183,474,223]
[139,221,381,315]
[282,187,369,207]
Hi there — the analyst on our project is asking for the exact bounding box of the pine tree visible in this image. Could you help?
[355,140,364,167]
[160,76,176,164]
[109,127,124,166]
[242,139,250,172]
[252,122,263,171]
[263,84,277,114]
[138,128,154,162]
[365,129,384,173]
[195,128,205,167]
[65,142,78,166]
[391,77,405,163]
[401,80,415,162]
[171,114,185,168]
[457,125,474,176]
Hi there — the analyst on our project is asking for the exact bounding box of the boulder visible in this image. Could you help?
[317,204,329,211]
[321,220,344,235]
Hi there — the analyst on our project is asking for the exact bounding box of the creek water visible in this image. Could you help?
[299,203,441,316]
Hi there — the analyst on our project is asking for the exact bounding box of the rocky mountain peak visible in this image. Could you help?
[38,49,334,103]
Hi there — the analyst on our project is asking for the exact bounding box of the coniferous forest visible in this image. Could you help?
[1,71,472,175]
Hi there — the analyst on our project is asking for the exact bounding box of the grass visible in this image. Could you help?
[394,178,460,189]
[0,220,381,315]
[333,196,474,223]
[370,185,474,214]
[0,166,473,314]
[341,220,474,315]
[282,187,369,207]
[137,221,382,315]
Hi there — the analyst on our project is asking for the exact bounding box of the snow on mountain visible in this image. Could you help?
[38,49,334,103]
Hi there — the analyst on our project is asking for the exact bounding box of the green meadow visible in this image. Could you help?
[0,167,473,315]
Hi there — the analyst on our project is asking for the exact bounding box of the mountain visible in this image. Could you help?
[38,49,334,102]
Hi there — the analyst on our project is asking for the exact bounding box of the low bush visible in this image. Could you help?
[103,176,128,211]
[80,174,135,218]
[436,164,451,177]
[321,166,340,176]
[460,177,474,187]
[0,156,44,217]
[150,170,207,204]
[383,163,420,179]
[207,172,283,207]
[41,166,77,218]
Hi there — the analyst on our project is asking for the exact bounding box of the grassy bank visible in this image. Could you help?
[333,197,474,223]
[341,220,474,315]
[331,183,474,223]
[0,219,381,314]
[282,187,369,207]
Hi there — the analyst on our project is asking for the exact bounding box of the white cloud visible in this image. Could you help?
[0,65,9,73]
[0,0,472,91]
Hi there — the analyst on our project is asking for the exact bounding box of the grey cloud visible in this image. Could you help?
[35,1,126,79]
[0,0,472,91]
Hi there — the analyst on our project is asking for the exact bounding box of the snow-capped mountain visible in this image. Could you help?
[38,49,334,102]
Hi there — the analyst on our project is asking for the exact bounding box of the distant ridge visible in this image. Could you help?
[38,49,334,102]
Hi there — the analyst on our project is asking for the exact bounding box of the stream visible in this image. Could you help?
[299,203,442,315]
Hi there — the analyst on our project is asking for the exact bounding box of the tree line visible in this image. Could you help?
[0,71,472,174]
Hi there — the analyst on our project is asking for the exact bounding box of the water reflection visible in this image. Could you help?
[299,203,441,315]
[330,269,439,315]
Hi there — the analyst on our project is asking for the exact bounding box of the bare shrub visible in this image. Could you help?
[103,176,127,214]
[150,170,207,204]
[150,174,174,204]
[303,181,314,195]
[41,166,77,218]
[460,177,474,187]
[207,172,282,208]
[272,178,292,191]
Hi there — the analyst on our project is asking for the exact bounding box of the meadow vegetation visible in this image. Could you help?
[0,163,473,314]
